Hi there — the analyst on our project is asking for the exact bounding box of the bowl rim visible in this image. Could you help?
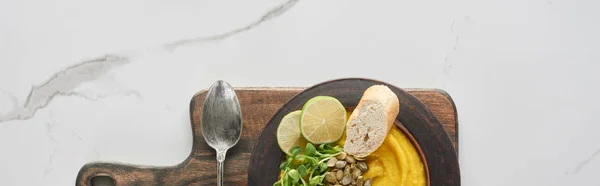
[248,77,460,186]
[393,120,431,186]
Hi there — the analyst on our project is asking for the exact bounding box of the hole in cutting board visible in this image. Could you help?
[91,176,115,186]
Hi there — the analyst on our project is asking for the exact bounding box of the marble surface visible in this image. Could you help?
[1,0,600,185]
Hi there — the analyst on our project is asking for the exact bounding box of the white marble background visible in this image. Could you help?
[1,0,599,185]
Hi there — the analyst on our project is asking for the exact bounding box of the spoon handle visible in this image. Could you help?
[216,150,227,186]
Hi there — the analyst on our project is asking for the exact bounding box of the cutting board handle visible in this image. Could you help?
[76,161,183,185]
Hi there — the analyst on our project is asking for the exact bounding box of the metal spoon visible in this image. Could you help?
[201,80,243,186]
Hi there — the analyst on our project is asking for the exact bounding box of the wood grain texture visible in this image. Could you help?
[76,87,458,186]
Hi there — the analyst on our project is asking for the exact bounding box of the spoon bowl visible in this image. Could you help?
[201,80,243,186]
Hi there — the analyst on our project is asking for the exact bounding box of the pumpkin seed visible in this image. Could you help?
[346,155,356,163]
[363,178,373,186]
[352,169,362,179]
[327,158,338,168]
[335,160,347,169]
[336,169,344,180]
[325,172,338,183]
[341,174,352,185]
[356,161,368,172]
[344,165,351,175]
[357,176,364,186]
[336,152,348,160]
[354,156,367,161]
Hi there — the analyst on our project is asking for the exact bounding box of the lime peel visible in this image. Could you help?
[277,110,304,155]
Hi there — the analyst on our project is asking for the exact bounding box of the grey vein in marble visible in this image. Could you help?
[449,20,456,32]
[0,55,130,123]
[0,0,300,123]
[60,91,141,102]
[443,35,458,73]
[442,20,460,89]
[574,148,600,174]
[72,130,83,141]
[164,0,299,50]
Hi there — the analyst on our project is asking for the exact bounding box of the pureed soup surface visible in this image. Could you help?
[338,111,426,186]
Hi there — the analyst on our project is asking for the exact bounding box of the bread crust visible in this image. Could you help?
[344,85,400,157]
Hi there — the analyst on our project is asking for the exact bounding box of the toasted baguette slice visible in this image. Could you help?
[343,85,400,158]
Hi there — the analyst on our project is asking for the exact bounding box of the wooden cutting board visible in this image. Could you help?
[76,87,458,186]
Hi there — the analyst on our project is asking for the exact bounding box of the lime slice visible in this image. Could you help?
[277,110,306,155]
[300,96,347,144]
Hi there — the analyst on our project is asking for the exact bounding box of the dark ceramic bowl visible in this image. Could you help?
[248,78,460,186]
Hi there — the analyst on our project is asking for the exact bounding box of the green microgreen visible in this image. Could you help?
[273,143,344,186]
